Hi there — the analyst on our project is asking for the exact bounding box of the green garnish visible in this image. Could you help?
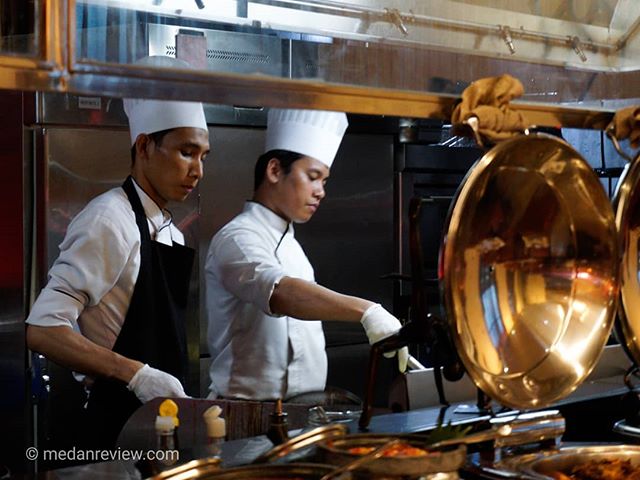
[424,421,472,445]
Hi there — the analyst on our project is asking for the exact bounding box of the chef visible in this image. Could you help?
[25,85,209,448]
[205,108,408,401]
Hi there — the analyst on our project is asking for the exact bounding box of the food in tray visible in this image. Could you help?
[346,443,429,457]
[548,458,640,480]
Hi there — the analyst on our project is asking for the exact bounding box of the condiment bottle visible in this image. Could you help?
[267,398,289,445]
[203,405,226,459]
[157,399,180,454]
[155,415,179,466]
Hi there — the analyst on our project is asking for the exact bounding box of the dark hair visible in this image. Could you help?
[254,149,304,191]
[130,128,174,165]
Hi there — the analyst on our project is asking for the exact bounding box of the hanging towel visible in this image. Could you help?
[608,105,640,148]
[452,74,528,143]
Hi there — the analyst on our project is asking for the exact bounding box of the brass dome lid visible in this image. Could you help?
[441,133,619,409]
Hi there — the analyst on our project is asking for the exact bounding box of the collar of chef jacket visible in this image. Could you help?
[243,201,293,248]
[130,177,173,240]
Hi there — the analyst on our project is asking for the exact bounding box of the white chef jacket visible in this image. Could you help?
[205,201,327,400]
[26,179,184,351]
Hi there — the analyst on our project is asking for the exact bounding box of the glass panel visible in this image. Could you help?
[75,0,640,106]
[0,0,39,56]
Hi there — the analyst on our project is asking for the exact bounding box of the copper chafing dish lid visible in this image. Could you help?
[441,132,619,409]
[152,460,334,479]
[608,131,640,368]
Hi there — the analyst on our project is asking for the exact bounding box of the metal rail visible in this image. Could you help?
[0,0,619,129]
[66,60,615,129]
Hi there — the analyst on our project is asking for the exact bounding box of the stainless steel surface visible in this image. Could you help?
[399,344,631,410]
[149,24,283,77]
[80,0,640,72]
[613,418,640,438]
[369,410,564,452]
[441,132,619,409]
[1,0,639,126]
[36,92,268,127]
[487,410,565,449]
[66,61,620,129]
[498,444,640,479]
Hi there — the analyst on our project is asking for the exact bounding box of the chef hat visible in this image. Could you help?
[123,56,207,146]
[265,108,348,168]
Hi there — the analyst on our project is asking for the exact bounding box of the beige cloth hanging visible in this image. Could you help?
[608,105,640,148]
[452,74,528,144]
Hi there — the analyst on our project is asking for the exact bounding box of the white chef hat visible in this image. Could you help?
[123,56,207,146]
[265,108,348,168]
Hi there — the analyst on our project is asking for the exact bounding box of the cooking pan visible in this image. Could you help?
[606,129,640,369]
[252,425,465,477]
[440,125,619,410]
[317,433,466,477]
[495,444,640,479]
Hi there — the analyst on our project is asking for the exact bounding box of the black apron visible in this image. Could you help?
[83,176,194,449]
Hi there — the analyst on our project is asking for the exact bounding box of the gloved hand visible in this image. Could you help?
[127,364,187,403]
[360,304,409,373]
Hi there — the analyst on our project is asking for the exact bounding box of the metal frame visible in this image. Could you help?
[66,60,616,129]
[0,0,68,92]
[0,0,619,129]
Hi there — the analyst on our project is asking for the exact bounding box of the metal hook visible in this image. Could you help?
[606,124,635,163]
[385,8,408,36]
[569,36,587,62]
[499,26,516,55]
[466,116,485,149]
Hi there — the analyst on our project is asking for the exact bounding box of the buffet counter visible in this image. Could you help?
[26,367,637,479]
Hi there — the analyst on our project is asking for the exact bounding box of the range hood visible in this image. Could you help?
[88,0,640,72]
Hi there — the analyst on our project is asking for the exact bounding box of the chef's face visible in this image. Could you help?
[133,127,210,208]
[273,156,329,223]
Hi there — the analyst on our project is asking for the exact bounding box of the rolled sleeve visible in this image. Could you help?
[26,212,132,329]
[211,230,286,316]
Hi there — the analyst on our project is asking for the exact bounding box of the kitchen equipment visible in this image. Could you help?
[495,444,640,479]
[318,435,466,478]
[253,424,349,464]
[440,124,619,410]
[152,458,335,479]
[248,408,565,478]
[287,387,362,427]
[319,409,564,476]
[606,129,640,370]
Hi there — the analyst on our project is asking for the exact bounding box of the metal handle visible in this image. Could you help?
[252,424,348,464]
[427,410,565,450]
[428,424,511,450]
[606,124,636,163]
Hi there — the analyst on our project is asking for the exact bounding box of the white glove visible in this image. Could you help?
[360,304,409,373]
[127,364,187,403]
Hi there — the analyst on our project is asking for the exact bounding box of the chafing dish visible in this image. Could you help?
[496,444,640,479]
